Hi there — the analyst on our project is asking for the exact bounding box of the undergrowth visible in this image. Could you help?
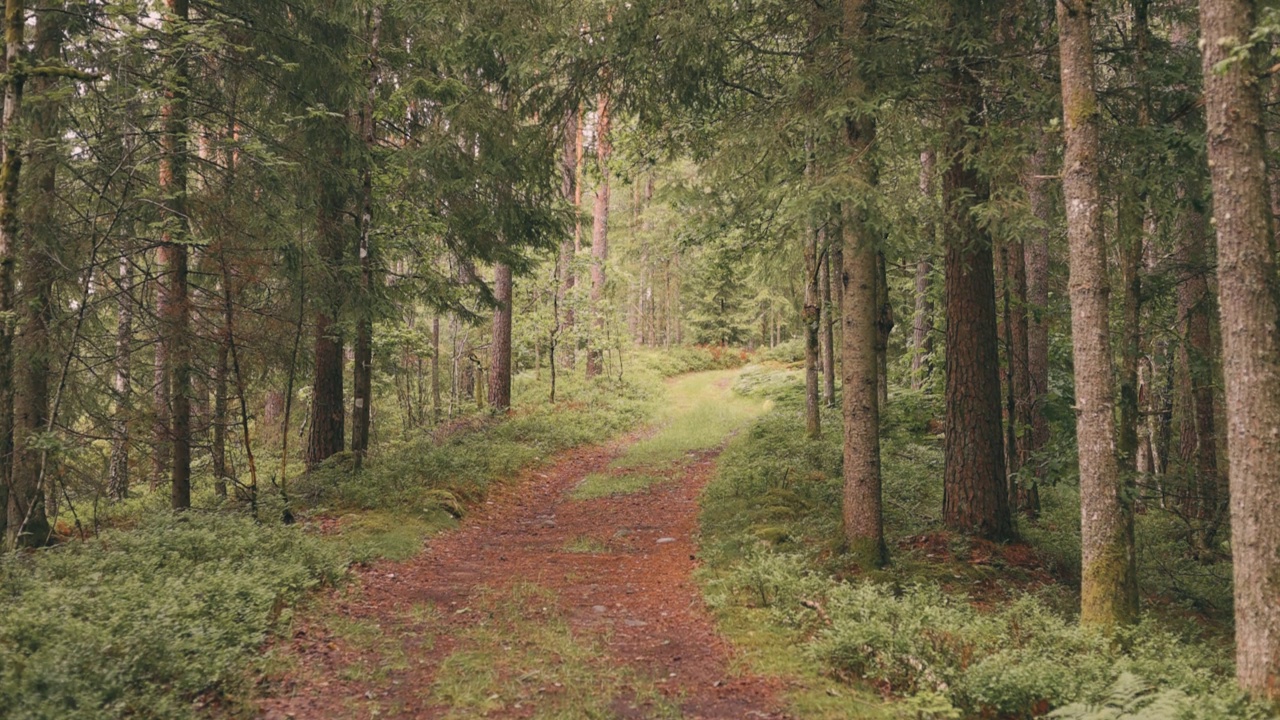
[0,346,745,719]
[698,366,1272,720]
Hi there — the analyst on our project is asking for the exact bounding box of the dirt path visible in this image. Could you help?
[258,375,788,720]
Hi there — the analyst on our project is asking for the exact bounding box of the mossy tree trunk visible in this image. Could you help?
[1057,0,1138,627]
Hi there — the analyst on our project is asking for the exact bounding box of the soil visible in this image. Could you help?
[257,429,789,719]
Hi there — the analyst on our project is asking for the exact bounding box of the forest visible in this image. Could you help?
[0,0,1278,717]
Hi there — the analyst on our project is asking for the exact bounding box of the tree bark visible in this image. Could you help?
[839,0,886,569]
[1022,138,1052,515]
[155,0,192,511]
[941,42,1012,542]
[1058,0,1138,627]
[1199,0,1280,697]
[488,262,513,410]
[307,155,347,469]
[559,108,577,369]
[804,152,822,438]
[820,237,836,406]
[586,90,611,379]
[8,0,59,545]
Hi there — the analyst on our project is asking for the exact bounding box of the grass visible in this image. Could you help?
[570,471,668,500]
[429,583,682,720]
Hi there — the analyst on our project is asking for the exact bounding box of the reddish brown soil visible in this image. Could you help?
[257,432,789,720]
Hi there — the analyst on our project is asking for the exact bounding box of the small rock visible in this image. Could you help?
[623,619,647,627]
[656,537,676,544]
[592,605,607,613]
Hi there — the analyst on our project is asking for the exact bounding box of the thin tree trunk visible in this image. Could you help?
[587,90,611,378]
[804,148,822,438]
[941,36,1011,542]
[351,12,380,465]
[432,314,441,423]
[109,254,133,501]
[875,250,892,409]
[1022,138,1052,515]
[820,238,836,406]
[1007,235,1030,486]
[559,108,577,369]
[1058,0,1138,627]
[911,152,936,391]
[1199,0,1280,696]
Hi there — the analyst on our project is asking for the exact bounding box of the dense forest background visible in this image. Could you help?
[0,0,1279,717]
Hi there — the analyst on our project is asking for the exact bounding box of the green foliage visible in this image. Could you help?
[0,514,341,719]
[699,367,1271,720]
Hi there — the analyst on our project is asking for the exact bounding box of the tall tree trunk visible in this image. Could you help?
[911,152,936,390]
[1199,0,1280,697]
[8,0,59,545]
[820,237,836,406]
[156,0,192,511]
[558,108,577,369]
[587,90,611,378]
[1022,139,1052,515]
[941,38,1011,542]
[1058,0,1138,627]
[351,12,380,466]
[1117,189,1143,474]
[307,164,347,469]
[804,149,822,438]
[109,253,133,501]
[489,263,513,410]
[876,250,892,408]
[0,0,24,546]
[839,0,886,569]
[1007,235,1030,486]
[431,314,441,422]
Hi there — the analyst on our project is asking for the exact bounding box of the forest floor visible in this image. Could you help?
[256,369,786,720]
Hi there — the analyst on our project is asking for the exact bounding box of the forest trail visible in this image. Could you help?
[258,369,788,720]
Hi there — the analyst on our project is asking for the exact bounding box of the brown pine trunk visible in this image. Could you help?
[307,172,346,469]
[489,263,513,411]
[1022,139,1052,515]
[586,90,611,379]
[8,0,59,545]
[839,0,886,569]
[1058,0,1138,627]
[941,42,1011,542]
[431,315,441,423]
[1199,0,1280,697]
[875,251,892,409]
[1117,190,1143,473]
[351,15,379,465]
[155,0,192,511]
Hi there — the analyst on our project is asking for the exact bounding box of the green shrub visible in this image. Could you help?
[0,514,341,719]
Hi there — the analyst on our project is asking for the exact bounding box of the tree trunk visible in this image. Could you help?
[559,108,577,369]
[804,155,822,438]
[1058,0,1138,627]
[911,151,936,391]
[1007,236,1030,486]
[8,0,59,545]
[1022,138,1052,515]
[586,90,611,379]
[820,237,836,406]
[109,253,133,501]
[941,46,1012,542]
[154,0,192,511]
[1199,0,1280,697]
[432,314,441,423]
[489,263,513,410]
[876,251,893,408]
[351,14,379,466]
[839,0,885,569]
[1117,190,1143,474]
[307,165,346,469]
